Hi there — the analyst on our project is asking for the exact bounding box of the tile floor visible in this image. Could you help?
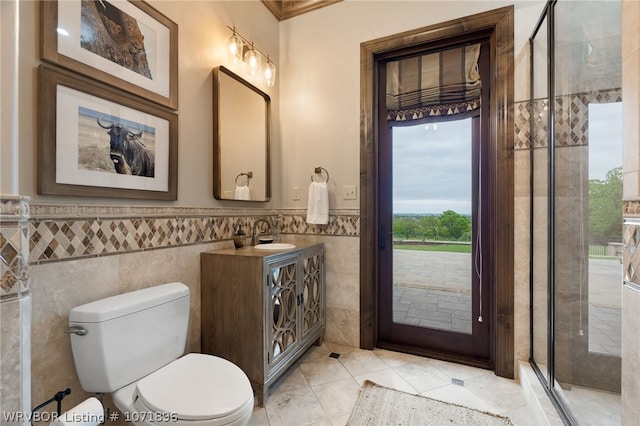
[247,342,537,426]
[559,383,621,426]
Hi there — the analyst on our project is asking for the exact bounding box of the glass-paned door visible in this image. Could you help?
[378,115,491,361]
[391,120,473,334]
[530,1,622,424]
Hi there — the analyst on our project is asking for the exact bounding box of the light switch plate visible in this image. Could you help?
[292,186,301,200]
[343,185,357,200]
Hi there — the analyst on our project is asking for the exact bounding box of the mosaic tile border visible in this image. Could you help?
[623,220,640,289]
[1,196,30,218]
[624,201,640,218]
[521,88,622,151]
[28,205,360,264]
[28,204,279,218]
[514,100,531,150]
[1,196,31,299]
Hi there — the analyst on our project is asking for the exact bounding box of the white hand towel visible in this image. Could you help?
[306,181,329,224]
[235,185,250,200]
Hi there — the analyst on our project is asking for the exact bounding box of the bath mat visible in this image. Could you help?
[346,380,513,426]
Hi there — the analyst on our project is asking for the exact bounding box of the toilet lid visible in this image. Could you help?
[134,353,253,421]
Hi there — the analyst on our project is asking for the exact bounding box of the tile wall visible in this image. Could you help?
[1,195,31,423]
[514,96,532,364]
[9,50,631,424]
[19,100,533,417]
[24,205,359,413]
[621,0,640,422]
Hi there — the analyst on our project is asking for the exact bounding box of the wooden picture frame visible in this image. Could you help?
[38,65,178,200]
[41,0,178,110]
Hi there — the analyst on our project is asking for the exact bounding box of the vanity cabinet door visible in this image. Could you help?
[202,243,325,406]
[300,247,325,343]
[265,255,299,370]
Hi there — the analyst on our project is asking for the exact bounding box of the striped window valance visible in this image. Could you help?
[386,44,482,122]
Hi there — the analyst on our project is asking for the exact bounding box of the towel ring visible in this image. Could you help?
[235,171,253,186]
[311,166,329,183]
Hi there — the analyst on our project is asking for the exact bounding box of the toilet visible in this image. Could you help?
[67,282,254,426]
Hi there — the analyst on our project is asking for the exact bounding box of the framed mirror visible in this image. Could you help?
[213,66,271,201]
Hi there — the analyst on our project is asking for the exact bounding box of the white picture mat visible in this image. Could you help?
[57,0,170,97]
[56,84,170,192]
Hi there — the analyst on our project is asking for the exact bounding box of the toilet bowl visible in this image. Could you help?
[113,354,253,426]
[67,283,254,426]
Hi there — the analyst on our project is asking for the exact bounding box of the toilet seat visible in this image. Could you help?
[132,353,253,424]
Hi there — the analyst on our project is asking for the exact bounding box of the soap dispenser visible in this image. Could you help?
[233,225,246,249]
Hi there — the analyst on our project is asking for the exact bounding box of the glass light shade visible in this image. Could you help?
[264,61,276,87]
[225,34,244,64]
[244,47,261,78]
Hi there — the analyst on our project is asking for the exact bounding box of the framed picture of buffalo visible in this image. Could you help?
[41,0,178,110]
[38,65,178,200]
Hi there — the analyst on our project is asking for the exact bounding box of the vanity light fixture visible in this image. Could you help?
[225,26,276,87]
[225,28,244,65]
[244,42,262,78]
[263,56,276,86]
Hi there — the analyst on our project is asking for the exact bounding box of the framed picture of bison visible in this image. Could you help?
[38,65,178,200]
[41,0,178,110]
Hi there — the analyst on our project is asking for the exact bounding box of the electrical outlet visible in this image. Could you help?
[292,186,301,200]
[343,185,357,200]
[223,190,233,199]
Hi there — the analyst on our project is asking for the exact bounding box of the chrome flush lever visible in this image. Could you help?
[64,326,87,336]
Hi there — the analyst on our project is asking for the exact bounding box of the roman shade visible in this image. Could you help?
[386,44,482,122]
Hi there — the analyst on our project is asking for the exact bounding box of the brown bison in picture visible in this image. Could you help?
[97,115,155,177]
[81,0,153,79]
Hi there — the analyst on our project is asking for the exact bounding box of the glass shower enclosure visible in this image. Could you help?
[530,1,623,424]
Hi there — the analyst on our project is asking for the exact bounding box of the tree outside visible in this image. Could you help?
[393,210,471,242]
[589,166,622,244]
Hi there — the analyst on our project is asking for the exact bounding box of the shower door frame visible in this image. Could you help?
[529,3,577,423]
[529,1,622,424]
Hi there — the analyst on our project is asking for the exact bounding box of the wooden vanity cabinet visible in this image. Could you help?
[201,242,325,405]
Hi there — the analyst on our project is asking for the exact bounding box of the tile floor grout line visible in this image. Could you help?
[250,343,562,426]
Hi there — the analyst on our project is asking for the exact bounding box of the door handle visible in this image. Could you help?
[379,224,386,250]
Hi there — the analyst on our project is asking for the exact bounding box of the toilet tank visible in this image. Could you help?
[69,282,190,393]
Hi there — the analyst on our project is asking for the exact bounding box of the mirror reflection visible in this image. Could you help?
[213,66,270,201]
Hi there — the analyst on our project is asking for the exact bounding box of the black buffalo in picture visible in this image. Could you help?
[97,115,155,177]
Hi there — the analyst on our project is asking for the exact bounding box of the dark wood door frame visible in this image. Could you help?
[359,6,515,378]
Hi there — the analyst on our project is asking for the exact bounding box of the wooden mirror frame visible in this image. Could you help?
[213,66,271,202]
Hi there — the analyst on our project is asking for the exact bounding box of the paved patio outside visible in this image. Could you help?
[391,249,622,356]
[393,251,473,333]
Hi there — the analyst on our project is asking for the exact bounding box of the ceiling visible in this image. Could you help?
[261,0,342,21]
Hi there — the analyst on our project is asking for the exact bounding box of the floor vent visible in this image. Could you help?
[329,352,341,359]
[452,378,464,386]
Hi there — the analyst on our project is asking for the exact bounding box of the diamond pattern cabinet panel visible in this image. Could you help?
[200,242,325,407]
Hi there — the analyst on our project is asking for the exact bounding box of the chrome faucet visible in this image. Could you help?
[252,218,272,246]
